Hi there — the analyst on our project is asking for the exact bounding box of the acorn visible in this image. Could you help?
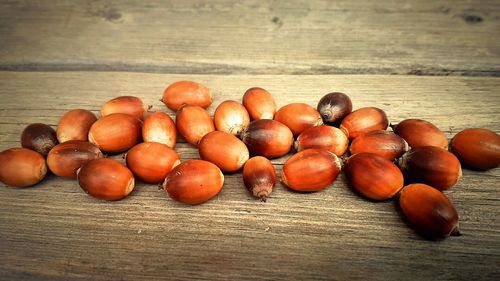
[393,119,448,149]
[126,142,180,184]
[56,109,97,143]
[88,113,142,153]
[281,149,341,192]
[317,92,352,125]
[0,148,47,187]
[163,160,224,205]
[101,96,147,120]
[162,81,212,111]
[47,141,103,178]
[399,183,460,238]
[450,128,500,170]
[242,87,277,120]
[240,119,294,159]
[294,125,348,157]
[21,123,58,156]
[142,112,177,148]
[77,158,135,201]
[399,146,462,191]
[274,103,323,136]
[198,131,249,172]
[214,100,250,136]
[349,130,408,161]
[339,107,389,140]
[344,153,404,200]
[176,105,215,146]
[243,156,276,201]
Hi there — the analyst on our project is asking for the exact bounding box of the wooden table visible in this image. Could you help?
[0,1,499,280]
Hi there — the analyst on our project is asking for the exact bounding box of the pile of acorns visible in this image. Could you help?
[1,81,499,239]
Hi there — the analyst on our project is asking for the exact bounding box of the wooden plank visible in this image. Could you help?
[0,72,499,281]
[0,0,499,75]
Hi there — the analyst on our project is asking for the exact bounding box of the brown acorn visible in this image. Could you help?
[126,142,180,184]
[242,87,277,120]
[176,105,215,146]
[0,148,47,187]
[317,92,353,125]
[163,160,224,205]
[274,103,323,136]
[101,96,147,120]
[57,109,97,143]
[281,149,341,192]
[393,119,448,149]
[21,123,58,156]
[339,107,389,140]
[214,100,250,136]
[294,125,349,157]
[344,153,404,200]
[349,130,408,161]
[77,158,135,201]
[399,183,460,238]
[198,131,249,172]
[162,81,212,111]
[450,128,500,170]
[240,119,294,159]
[399,146,462,191]
[243,156,276,201]
[88,113,142,153]
[47,141,103,178]
[142,112,177,148]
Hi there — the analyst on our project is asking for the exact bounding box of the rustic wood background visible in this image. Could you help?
[0,1,499,280]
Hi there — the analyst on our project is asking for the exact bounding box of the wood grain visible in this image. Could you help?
[0,0,499,75]
[0,72,499,281]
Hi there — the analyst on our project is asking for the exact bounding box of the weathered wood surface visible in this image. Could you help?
[0,0,499,75]
[0,72,499,281]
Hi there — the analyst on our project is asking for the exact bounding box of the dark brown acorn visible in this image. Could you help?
[317,92,352,125]
[21,123,58,156]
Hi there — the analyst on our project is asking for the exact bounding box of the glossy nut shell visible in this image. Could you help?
[89,113,142,153]
[163,160,224,205]
[274,103,323,136]
[21,123,58,156]
[240,119,293,159]
[393,119,448,149]
[57,109,97,143]
[162,81,212,111]
[0,148,47,187]
[176,105,215,146]
[214,100,250,136]
[281,148,341,192]
[399,146,462,191]
[317,92,353,125]
[77,158,135,201]
[399,183,459,238]
[198,131,249,172]
[47,141,103,178]
[126,142,180,184]
[450,128,500,170]
[243,156,276,201]
[349,130,408,160]
[344,153,404,200]
[242,87,277,120]
[142,112,177,148]
[294,125,348,157]
[340,107,389,140]
[101,96,147,120]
